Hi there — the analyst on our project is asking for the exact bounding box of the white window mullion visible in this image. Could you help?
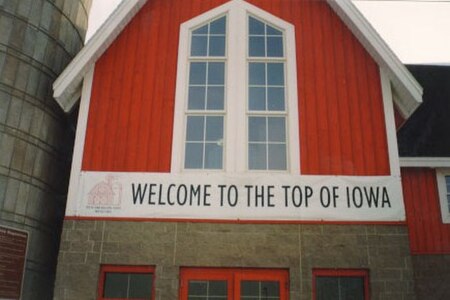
[227,4,247,173]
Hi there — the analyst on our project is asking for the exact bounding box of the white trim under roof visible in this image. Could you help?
[53,0,423,116]
[400,157,450,168]
[53,0,147,113]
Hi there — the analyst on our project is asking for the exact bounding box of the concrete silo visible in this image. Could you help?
[0,0,91,298]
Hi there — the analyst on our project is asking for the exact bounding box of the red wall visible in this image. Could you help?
[82,0,390,175]
[402,168,450,254]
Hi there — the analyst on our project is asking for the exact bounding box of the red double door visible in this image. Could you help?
[180,268,289,300]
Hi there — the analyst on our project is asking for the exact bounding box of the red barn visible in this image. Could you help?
[53,0,450,299]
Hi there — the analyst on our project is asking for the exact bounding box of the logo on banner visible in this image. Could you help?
[87,175,122,212]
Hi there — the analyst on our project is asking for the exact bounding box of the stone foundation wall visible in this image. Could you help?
[412,255,450,300]
[54,221,415,300]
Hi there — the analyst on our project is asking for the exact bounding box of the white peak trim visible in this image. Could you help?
[327,0,422,118]
[400,157,450,168]
[53,0,147,113]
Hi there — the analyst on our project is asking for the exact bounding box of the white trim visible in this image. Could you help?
[53,0,422,118]
[380,67,400,176]
[400,157,450,168]
[66,66,95,215]
[170,0,299,174]
[326,0,422,118]
[53,0,146,113]
[436,169,450,223]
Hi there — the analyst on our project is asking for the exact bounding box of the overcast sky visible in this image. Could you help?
[86,0,450,64]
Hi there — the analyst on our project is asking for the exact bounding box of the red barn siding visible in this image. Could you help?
[82,0,390,175]
[402,168,450,254]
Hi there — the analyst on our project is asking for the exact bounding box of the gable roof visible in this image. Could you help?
[53,0,422,115]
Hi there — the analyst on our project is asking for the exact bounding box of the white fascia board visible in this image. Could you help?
[327,0,423,118]
[53,0,147,113]
[400,157,450,168]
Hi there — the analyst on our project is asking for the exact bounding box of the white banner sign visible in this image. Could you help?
[68,171,405,222]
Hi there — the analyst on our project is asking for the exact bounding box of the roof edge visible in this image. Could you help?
[327,0,423,118]
[53,0,147,113]
[400,157,450,168]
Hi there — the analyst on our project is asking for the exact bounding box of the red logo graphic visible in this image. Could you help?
[88,175,122,207]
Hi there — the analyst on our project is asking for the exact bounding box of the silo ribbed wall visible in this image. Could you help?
[0,0,91,298]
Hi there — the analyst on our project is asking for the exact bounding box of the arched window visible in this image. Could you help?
[172,0,299,174]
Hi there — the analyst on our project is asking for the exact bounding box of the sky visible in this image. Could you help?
[86,0,450,65]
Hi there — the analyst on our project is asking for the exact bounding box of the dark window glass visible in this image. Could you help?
[191,16,226,57]
[103,272,152,299]
[188,280,227,300]
[241,280,280,299]
[316,276,365,300]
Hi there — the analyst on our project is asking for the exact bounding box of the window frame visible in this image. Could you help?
[436,169,450,223]
[312,269,370,300]
[97,265,155,300]
[171,0,299,174]
[179,267,289,300]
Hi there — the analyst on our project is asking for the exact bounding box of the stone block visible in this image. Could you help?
[88,230,103,241]
[6,96,22,128]
[68,229,89,242]
[0,15,13,46]
[62,252,86,264]
[4,177,19,212]
[11,138,26,170]
[0,133,14,167]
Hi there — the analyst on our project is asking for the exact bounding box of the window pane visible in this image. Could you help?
[267,25,282,36]
[249,117,266,142]
[267,63,284,85]
[249,87,266,111]
[207,86,224,110]
[209,36,226,56]
[249,63,266,85]
[316,276,365,300]
[188,280,227,299]
[267,36,283,57]
[210,17,226,34]
[249,144,267,170]
[261,281,280,297]
[185,143,203,169]
[208,62,225,85]
[193,24,208,34]
[205,143,223,169]
[188,281,207,295]
[103,273,128,298]
[249,36,265,57]
[128,273,152,298]
[205,116,223,141]
[186,116,204,141]
[268,144,287,170]
[241,281,259,296]
[339,277,365,300]
[241,281,280,298]
[188,86,206,110]
[249,16,265,35]
[316,277,339,300]
[209,281,227,296]
[267,87,285,111]
[189,62,207,84]
[268,117,286,142]
[191,35,208,56]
